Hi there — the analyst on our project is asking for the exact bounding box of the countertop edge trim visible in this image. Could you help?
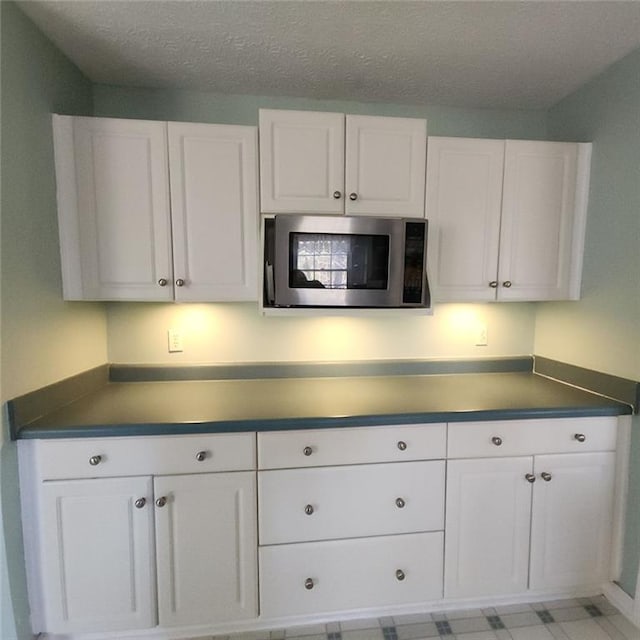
[15,405,631,440]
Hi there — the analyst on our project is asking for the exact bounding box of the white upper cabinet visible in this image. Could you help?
[259,109,427,217]
[167,122,258,302]
[426,137,591,302]
[53,115,258,302]
[345,115,427,217]
[259,110,345,214]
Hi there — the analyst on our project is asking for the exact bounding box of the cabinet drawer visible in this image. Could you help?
[260,532,443,618]
[448,417,617,459]
[33,433,256,480]
[259,460,444,545]
[258,423,446,469]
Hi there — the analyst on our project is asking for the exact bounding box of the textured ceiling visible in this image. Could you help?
[17,1,640,110]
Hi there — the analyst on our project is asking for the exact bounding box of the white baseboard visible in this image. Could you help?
[602,582,640,627]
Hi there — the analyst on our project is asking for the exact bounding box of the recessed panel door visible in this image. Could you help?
[154,472,258,627]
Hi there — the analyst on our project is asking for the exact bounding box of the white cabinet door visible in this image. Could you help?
[40,476,155,634]
[345,115,427,217]
[259,109,345,214]
[425,137,504,301]
[445,457,533,598]
[154,472,258,627]
[498,140,582,301]
[168,122,258,301]
[54,115,173,300]
[529,452,616,590]
[425,137,590,302]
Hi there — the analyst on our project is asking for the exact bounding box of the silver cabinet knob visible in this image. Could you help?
[158,278,168,287]
[89,455,102,466]
[195,450,208,462]
[503,281,512,288]
[349,192,358,201]
[525,473,536,484]
[303,446,313,457]
[155,496,167,507]
[395,497,406,509]
[304,504,314,516]
[304,578,314,590]
[574,433,586,443]
[395,569,406,581]
[333,191,342,199]
[491,436,503,446]
[175,278,185,287]
[397,441,407,451]
[135,497,146,509]
[541,472,552,482]
[489,281,498,288]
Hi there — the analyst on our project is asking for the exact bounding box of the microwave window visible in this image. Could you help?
[289,233,389,290]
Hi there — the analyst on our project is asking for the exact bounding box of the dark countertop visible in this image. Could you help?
[14,371,632,439]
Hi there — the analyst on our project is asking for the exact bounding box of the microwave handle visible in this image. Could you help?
[265,261,275,305]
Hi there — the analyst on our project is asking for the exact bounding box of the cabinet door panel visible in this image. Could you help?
[40,476,155,633]
[68,116,173,300]
[259,110,345,214]
[530,452,615,590]
[498,141,578,300]
[168,123,258,301]
[425,137,504,301]
[445,457,532,598]
[346,115,427,217]
[154,472,258,627]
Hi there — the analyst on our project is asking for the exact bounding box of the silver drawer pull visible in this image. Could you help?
[491,436,503,446]
[541,472,552,482]
[397,440,407,451]
[155,496,167,507]
[333,190,342,199]
[304,504,314,516]
[195,450,208,462]
[574,433,586,443]
[89,455,102,466]
[395,497,406,509]
[395,569,406,581]
[304,578,314,590]
[303,446,313,456]
[134,497,146,509]
[525,473,536,484]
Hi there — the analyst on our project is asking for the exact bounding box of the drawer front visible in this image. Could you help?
[259,460,444,544]
[447,417,618,459]
[258,423,446,469]
[35,433,256,480]
[260,531,444,618]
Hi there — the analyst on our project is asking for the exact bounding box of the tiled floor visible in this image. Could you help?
[201,596,640,640]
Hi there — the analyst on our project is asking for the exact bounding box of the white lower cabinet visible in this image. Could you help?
[260,532,444,617]
[19,433,257,636]
[154,472,258,627]
[257,424,447,620]
[18,417,622,638]
[529,452,616,590]
[445,457,532,598]
[39,476,156,634]
[445,419,617,599]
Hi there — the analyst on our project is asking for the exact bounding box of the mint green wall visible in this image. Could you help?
[535,48,640,596]
[1,4,107,637]
[93,84,549,139]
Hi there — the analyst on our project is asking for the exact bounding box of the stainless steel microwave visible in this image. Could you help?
[263,215,430,309]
